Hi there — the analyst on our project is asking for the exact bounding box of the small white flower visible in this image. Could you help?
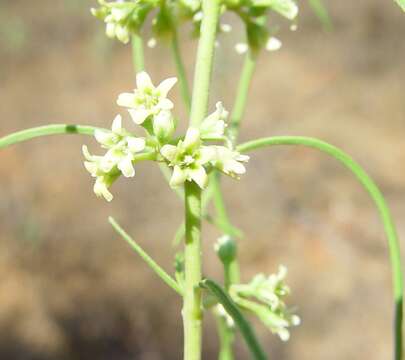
[267,0,299,20]
[147,37,157,48]
[266,37,282,51]
[200,102,228,139]
[117,71,177,125]
[235,42,248,55]
[290,23,298,31]
[211,146,249,178]
[160,128,215,188]
[220,23,232,33]
[193,11,203,22]
[215,304,235,329]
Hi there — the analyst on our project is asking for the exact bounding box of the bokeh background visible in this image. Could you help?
[1,1,404,359]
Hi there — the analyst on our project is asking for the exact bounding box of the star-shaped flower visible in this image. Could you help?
[117,71,177,125]
[211,146,249,178]
[160,127,215,188]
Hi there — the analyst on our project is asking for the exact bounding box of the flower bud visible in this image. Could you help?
[214,235,237,265]
[153,110,175,141]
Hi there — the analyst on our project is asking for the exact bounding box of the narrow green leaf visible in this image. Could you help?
[237,136,403,360]
[0,124,102,149]
[394,0,405,11]
[308,0,333,30]
[200,279,267,360]
[109,216,183,296]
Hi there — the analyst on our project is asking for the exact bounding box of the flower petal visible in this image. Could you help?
[170,165,187,188]
[183,127,200,150]
[136,71,154,91]
[128,108,150,124]
[94,129,115,147]
[111,114,123,133]
[118,155,135,178]
[127,137,146,153]
[189,165,208,189]
[199,146,216,164]
[158,98,174,110]
[160,144,177,162]
[94,178,113,202]
[117,92,135,108]
[157,77,177,97]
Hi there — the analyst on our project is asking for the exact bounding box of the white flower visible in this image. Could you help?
[147,37,157,48]
[160,128,215,188]
[215,304,235,329]
[220,23,232,33]
[200,102,228,139]
[266,37,282,51]
[82,145,120,202]
[82,115,146,201]
[230,265,300,342]
[117,72,177,125]
[211,146,249,178]
[235,42,248,55]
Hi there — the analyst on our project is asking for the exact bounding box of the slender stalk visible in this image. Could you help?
[171,30,191,111]
[217,316,234,360]
[132,33,145,72]
[184,181,203,360]
[0,124,101,149]
[238,136,403,360]
[183,1,221,358]
[228,51,257,144]
[109,217,183,295]
[189,0,221,127]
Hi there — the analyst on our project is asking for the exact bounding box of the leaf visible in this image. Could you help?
[109,217,183,296]
[308,0,333,30]
[394,0,405,11]
[200,279,267,360]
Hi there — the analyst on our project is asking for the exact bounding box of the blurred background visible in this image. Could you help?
[1,0,404,359]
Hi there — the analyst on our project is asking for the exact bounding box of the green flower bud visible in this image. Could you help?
[214,235,237,264]
[153,110,175,142]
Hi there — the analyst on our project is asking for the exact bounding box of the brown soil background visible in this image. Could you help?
[0,1,404,359]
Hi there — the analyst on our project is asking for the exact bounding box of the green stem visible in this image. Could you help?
[171,30,191,112]
[237,136,403,360]
[183,1,221,359]
[189,0,221,127]
[0,124,101,149]
[217,316,234,360]
[109,217,183,295]
[184,181,203,360]
[132,33,145,72]
[228,51,257,144]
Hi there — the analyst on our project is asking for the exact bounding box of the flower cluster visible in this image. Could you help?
[91,0,158,44]
[91,0,298,52]
[82,71,249,200]
[83,115,147,201]
[230,265,300,341]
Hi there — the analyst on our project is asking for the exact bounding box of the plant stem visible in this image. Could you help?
[132,33,145,72]
[238,136,403,360]
[0,124,102,149]
[184,181,203,360]
[183,1,221,359]
[189,0,221,127]
[217,316,234,360]
[228,51,257,144]
[171,30,191,112]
